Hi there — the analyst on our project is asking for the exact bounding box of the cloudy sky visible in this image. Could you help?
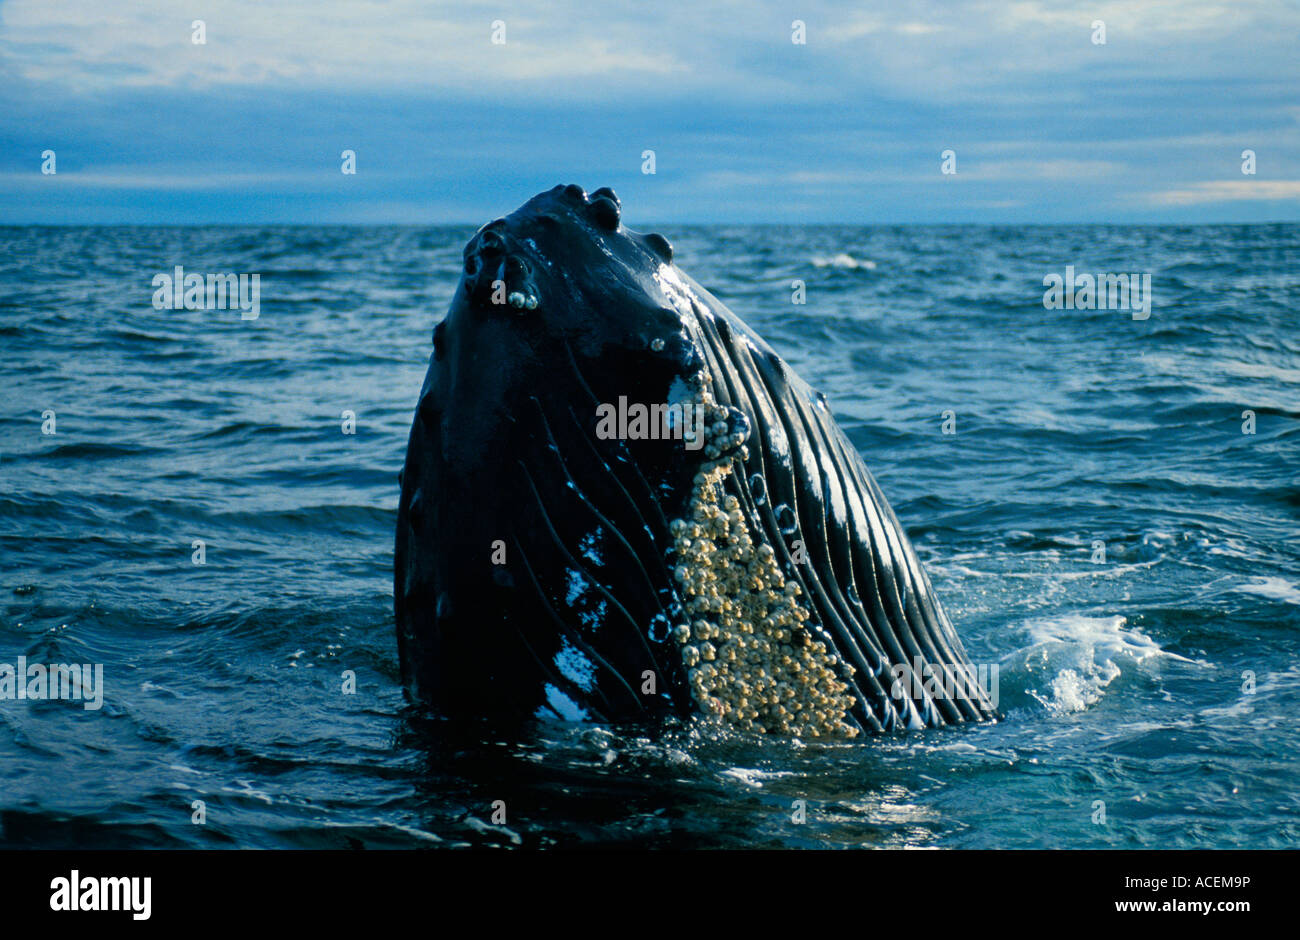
[1,0,1297,223]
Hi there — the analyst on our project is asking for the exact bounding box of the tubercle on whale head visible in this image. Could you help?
[454,184,678,344]
[434,185,701,468]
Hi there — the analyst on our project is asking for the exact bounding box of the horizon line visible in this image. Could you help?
[3,219,1298,228]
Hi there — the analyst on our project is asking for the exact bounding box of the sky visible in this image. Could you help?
[1,0,1298,224]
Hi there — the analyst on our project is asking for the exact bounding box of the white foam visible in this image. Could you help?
[810,253,876,270]
[1234,576,1300,605]
[721,767,796,788]
[1001,614,1194,716]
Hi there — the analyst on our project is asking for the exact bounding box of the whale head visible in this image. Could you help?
[396,185,999,736]
[429,184,699,470]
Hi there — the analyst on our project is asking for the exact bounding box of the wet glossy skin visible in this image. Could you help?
[395,184,997,734]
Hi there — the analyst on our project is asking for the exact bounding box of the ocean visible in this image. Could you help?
[1,223,1297,848]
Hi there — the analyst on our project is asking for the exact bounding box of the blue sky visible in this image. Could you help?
[1,0,1298,224]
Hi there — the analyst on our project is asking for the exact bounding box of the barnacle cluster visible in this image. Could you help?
[667,379,859,739]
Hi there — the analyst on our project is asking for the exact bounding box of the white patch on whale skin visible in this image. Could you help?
[564,568,588,606]
[667,375,694,405]
[653,264,699,316]
[540,683,590,722]
[565,568,607,631]
[578,600,607,632]
[578,530,604,566]
[664,382,690,430]
[904,700,927,731]
[822,463,848,528]
[555,638,596,692]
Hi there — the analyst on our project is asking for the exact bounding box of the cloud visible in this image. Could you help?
[0,0,691,92]
[961,160,1122,181]
[4,0,1296,104]
[0,170,339,189]
[1146,180,1300,206]
[0,0,1297,222]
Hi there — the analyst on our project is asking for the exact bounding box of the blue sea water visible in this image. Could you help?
[0,223,1297,849]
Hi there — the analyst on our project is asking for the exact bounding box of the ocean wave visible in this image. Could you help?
[1233,576,1300,605]
[997,614,1198,717]
[810,252,876,270]
[1,223,1297,849]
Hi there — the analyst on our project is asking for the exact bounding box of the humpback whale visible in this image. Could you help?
[395,184,997,737]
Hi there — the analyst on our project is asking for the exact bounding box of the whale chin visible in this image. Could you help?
[395,184,998,737]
